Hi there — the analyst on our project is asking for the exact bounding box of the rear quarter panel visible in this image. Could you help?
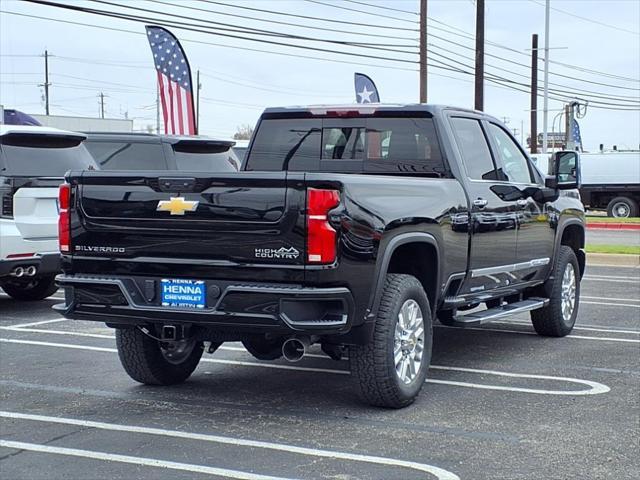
[304,173,469,323]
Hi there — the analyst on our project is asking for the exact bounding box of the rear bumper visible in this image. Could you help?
[54,274,357,335]
[0,253,61,278]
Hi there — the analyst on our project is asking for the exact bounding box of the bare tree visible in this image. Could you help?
[233,124,254,140]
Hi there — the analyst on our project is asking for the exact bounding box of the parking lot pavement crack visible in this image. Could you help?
[0,426,87,462]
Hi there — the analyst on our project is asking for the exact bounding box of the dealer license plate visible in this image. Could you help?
[161,279,206,309]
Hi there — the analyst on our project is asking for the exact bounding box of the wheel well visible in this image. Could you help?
[386,242,438,311]
[560,224,585,277]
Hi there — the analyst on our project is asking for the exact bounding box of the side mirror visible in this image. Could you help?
[551,151,580,190]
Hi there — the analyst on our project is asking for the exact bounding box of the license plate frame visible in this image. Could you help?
[160,279,206,309]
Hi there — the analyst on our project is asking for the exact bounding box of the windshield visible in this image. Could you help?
[0,136,97,176]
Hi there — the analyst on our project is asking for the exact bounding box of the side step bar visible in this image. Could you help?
[449,297,549,327]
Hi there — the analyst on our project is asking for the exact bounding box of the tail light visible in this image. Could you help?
[307,188,340,264]
[58,183,71,253]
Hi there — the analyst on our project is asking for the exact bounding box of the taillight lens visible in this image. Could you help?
[58,183,71,253]
[307,188,340,264]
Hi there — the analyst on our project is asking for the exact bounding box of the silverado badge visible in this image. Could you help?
[156,197,199,216]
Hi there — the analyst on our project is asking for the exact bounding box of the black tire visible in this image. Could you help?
[350,274,432,408]
[115,327,203,385]
[606,196,638,218]
[1,275,57,301]
[242,337,285,361]
[530,246,580,337]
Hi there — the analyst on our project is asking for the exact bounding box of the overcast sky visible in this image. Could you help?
[1,0,638,150]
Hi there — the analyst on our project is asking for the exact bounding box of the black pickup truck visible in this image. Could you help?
[54,104,585,408]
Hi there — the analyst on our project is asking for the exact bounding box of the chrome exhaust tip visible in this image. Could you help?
[11,267,25,278]
[25,266,37,277]
[282,337,309,363]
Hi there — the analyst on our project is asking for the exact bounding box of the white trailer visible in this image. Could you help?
[530,151,640,217]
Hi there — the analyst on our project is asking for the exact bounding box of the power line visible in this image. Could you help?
[24,0,419,63]
[196,0,418,32]
[88,0,418,50]
[146,0,418,42]
[529,0,640,36]
[0,10,419,72]
[343,0,418,16]
[304,0,417,24]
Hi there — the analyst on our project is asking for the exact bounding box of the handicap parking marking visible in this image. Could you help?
[0,337,612,397]
[0,411,461,480]
[0,440,296,480]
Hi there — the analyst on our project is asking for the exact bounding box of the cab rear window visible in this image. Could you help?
[246,117,448,177]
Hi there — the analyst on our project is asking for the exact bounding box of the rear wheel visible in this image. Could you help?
[606,196,638,218]
[530,246,580,337]
[1,275,57,301]
[115,327,203,385]
[350,274,432,408]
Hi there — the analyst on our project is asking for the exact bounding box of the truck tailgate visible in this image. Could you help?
[73,171,306,266]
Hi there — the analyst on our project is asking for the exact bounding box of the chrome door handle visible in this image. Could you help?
[473,198,488,208]
[516,199,528,207]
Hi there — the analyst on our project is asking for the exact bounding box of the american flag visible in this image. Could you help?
[145,26,196,135]
[571,119,582,151]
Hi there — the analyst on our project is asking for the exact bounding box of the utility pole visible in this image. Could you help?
[41,50,51,115]
[98,92,106,119]
[542,0,550,153]
[196,69,201,134]
[530,34,539,153]
[419,0,428,103]
[474,0,485,111]
[563,103,571,152]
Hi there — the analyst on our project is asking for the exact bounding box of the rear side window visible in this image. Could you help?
[84,140,167,170]
[0,134,97,176]
[450,117,498,181]
[364,118,446,175]
[246,119,321,171]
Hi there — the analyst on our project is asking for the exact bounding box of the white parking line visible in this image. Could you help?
[0,440,296,480]
[4,318,68,329]
[490,321,640,335]
[436,325,640,343]
[581,300,640,308]
[583,278,639,284]
[584,274,640,280]
[0,338,611,396]
[582,296,640,303]
[0,411,460,480]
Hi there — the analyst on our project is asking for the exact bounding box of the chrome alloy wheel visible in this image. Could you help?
[394,299,425,384]
[561,263,577,323]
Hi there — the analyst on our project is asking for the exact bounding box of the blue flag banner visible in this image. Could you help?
[572,119,582,150]
[354,73,380,103]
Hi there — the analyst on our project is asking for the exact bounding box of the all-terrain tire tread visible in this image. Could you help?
[530,246,580,337]
[115,328,202,385]
[350,274,431,408]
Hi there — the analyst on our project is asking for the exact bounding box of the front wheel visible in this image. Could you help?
[115,327,203,385]
[1,275,57,301]
[350,274,432,408]
[530,246,581,337]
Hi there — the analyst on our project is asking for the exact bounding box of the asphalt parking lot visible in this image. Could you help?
[1,263,638,480]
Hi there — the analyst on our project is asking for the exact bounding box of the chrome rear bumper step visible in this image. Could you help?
[450,297,549,327]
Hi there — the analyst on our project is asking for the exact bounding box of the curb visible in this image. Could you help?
[587,253,640,267]
[587,222,640,231]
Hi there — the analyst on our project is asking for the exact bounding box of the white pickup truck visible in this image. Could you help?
[0,125,97,300]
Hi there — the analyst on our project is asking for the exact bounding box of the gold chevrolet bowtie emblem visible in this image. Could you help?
[156,196,199,215]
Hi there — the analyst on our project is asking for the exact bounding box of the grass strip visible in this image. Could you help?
[586,244,640,255]
[586,216,640,224]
